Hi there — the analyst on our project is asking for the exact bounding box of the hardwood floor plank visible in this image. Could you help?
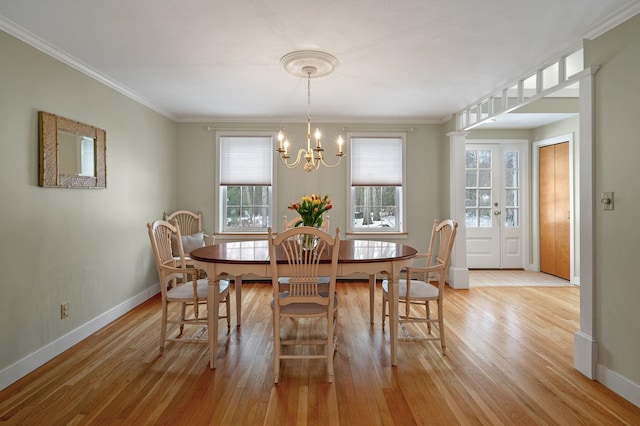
[1,282,639,425]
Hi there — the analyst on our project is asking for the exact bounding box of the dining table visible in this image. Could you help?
[190,239,418,369]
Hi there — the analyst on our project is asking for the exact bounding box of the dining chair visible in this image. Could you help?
[280,215,332,290]
[163,210,215,261]
[268,225,341,384]
[147,219,230,355]
[382,218,458,354]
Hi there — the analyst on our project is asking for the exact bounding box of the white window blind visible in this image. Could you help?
[220,136,272,185]
[351,137,403,186]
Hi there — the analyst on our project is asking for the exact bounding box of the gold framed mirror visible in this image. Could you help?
[38,111,106,188]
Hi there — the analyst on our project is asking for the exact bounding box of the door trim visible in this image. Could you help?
[532,134,578,284]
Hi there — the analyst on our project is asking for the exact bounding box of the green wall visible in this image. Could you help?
[0,29,176,382]
[586,12,640,386]
[175,122,448,253]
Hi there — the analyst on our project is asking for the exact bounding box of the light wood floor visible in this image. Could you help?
[470,269,573,287]
[1,282,639,425]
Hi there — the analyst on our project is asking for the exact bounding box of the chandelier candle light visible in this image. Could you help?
[277,51,345,172]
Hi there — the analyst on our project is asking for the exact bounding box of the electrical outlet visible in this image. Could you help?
[61,302,69,319]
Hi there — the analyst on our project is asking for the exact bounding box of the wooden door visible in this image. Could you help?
[539,142,570,280]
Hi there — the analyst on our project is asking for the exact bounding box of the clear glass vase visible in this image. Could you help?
[299,233,318,251]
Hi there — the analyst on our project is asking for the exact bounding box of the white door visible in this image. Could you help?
[466,142,526,269]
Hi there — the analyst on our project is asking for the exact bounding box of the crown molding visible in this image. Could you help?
[583,2,640,40]
[175,115,448,125]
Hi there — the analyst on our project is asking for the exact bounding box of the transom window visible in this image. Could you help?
[218,134,273,233]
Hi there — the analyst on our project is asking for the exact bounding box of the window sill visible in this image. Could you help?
[345,231,408,240]
[214,232,269,241]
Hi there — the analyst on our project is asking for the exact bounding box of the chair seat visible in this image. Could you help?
[167,278,229,300]
[382,279,439,300]
[270,291,339,315]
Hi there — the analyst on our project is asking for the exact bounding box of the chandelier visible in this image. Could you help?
[276,51,345,172]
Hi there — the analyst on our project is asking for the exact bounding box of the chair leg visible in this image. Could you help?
[438,300,446,354]
[179,302,187,335]
[426,301,432,334]
[273,313,281,384]
[333,309,339,351]
[327,312,335,383]
[160,300,168,354]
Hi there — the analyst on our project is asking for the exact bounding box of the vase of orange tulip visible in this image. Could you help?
[287,194,332,249]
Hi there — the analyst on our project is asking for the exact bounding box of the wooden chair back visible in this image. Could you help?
[163,210,202,235]
[147,219,191,296]
[269,226,340,307]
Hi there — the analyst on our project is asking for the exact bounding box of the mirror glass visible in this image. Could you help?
[38,111,106,188]
[58,131,96,177]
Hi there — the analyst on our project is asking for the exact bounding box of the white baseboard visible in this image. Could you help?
[597,363,640,408]
[448,267,469,289]
[574,331,640,408]
[574,330,597,379]
[0,284,160,391]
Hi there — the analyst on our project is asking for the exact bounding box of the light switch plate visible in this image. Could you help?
[601,192,614,210]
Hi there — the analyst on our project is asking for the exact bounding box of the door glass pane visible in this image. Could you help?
[466,170,477,187]
[465,209,477,227]
[505,208,519,227]
[505,169,518,187]
[478,170,491,187]
[466,189,477,207]
[479,209,492,227]
[479,189,491,206]
[466,150,477,168]
[478,150,491,168]
[504,151,519,169]
[504,150,520,226]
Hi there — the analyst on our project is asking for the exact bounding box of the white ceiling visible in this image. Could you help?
[1,0,638,126]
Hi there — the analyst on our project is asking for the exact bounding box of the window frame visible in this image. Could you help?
[215,131,276,235]
[347,132,406,235]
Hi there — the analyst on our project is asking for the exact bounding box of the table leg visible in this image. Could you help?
[208,278,220,369]
[369,274,376,324]
[235,275,242,327]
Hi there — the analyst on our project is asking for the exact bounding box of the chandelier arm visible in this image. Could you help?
[318,156,344,168]
[280,149,308,168]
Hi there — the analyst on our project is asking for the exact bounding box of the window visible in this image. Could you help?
[348,135,405,233]
[218,134,273,232]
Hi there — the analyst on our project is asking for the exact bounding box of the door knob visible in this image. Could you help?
[494,210,501,215]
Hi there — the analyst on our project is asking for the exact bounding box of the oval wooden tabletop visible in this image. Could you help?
[190,239,417,264]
